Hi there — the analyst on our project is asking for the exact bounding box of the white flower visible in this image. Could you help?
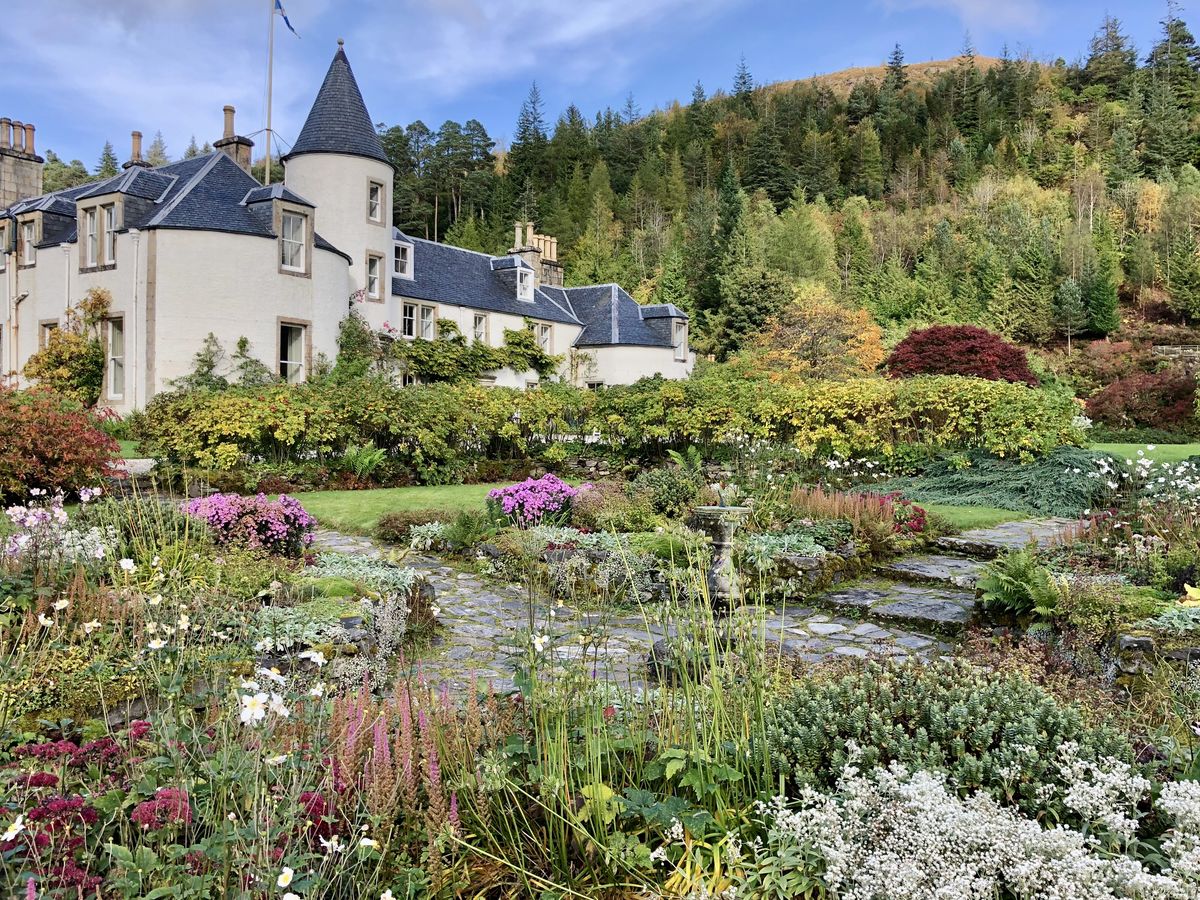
[240,679,261,691]
[240,692,269,725]
[227,812,237,821]
[310,682,326,699]
[319,834,346,854]
[177,614,190,630]
[359,837,379,848]
[268,692,290,718]
[532,633,549,652]
[52,599,69,611]
[430,605,440,617]
[266,754,288,766]
[119,558,136,573]
[258,667,287,685]
[298,650,327,668]
[148,638,167,650]
[381,891,395,900]
[37,613,54,627]
[283,895,301,900]
[83,620,101,635]
[2,815,24,842]
[148,594,162,606]
[276,867,294,888]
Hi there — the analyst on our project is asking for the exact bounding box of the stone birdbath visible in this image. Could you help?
[693,505,751,610]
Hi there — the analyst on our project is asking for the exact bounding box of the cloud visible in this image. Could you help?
[0,0,739,161]
[878,0,1044,33]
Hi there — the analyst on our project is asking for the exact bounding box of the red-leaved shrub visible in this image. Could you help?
[1086,370,1198,431]
[885,325,1038,386]
[0,387,118,502]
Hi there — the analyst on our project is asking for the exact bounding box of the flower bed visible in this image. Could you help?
[182,492,315,557]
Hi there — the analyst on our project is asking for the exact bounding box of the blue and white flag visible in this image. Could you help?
[275,0,299,37]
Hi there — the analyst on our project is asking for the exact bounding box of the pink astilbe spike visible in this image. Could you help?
[25,878,35,900]
[449,791,460,834]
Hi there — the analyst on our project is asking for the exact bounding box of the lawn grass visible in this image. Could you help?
[297,483,508,533]
[922,503,1025,531]
[1090,443,1200,464]
[117,439,143,458]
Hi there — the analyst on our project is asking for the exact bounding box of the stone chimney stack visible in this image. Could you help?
[508,219,564,287]
[214,105,255,175]
[123,130,151,169]
[0,114,45,209]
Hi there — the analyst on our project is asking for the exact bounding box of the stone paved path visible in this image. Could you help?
[312,529,952,692]
[937,517,1077,558]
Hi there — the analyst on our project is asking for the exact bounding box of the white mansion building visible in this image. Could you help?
[0,44,692,413]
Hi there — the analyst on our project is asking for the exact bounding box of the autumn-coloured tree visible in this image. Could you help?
[753,282,885,381]
[885,324,1038,385]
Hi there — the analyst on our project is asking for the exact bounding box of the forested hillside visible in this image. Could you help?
[374,11,1200,361]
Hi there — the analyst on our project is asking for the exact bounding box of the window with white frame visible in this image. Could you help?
[279,323,306,383]
[368,181,383,222]
[673,321,688,361]
[586,381,605,390]
[280,211,306,272]
[40,322,58,347]
[20,221,36,265]
[108,317,125,398]
[103,204,117,264]
[0,224,7,272]
[420,305,435,339]
[402,303,416,337]
[517,268,534,301]
[472,313,488,343]
[534,322,551,352]
[394,241,413,279]
[84,208,98,267]
[367,254,383,299]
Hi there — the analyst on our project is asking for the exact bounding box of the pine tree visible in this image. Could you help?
[1146,5,1200,111]
[1167,227,1200,318]
[183,135,201,159]
[716,159,744,250]
[508,82,548,198]
[743,122,795,209]
[884,43,908,92]
[1053,277,1087,352]
[1084,15,1137,96]
[95,141,119,178]
[850,122,885,199]
[655,244,692,311]
[733,54,754,109]
[1143,82,1192,174]
[1106,125,1141,187]
[1084,216,1121,334]
[145,131,169,166]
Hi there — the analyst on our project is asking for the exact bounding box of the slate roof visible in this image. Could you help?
[285,46,390,166]
[2,152,349,262]
[242,183,315,207]
[542,284,685,348]
[391,233,580,325]
[388,231,687,348]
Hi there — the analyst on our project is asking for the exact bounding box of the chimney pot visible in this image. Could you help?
[11,121,22,152]
[514,222,523,248]
[222,105,235,140]
[23,123,34,156]
[131,130,143,161]
[0,118,10,150]
[525,222,535,246]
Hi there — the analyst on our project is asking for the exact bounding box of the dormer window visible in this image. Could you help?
[518,268,534,301]
[280,211,307,273]
[103,204,117,264]
[19,221,36,266]
[84,208,98,267]
[394,241,413,279]
[673,321,688,362]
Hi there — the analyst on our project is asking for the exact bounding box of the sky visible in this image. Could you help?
[0,0,1181,168]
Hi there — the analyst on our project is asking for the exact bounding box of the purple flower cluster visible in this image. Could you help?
[487,474,582,529]
[182,492,316,558]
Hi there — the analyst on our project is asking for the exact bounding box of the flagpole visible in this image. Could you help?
[265,0,275,185]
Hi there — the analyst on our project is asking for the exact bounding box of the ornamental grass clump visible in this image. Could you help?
[487,474,583,528]
[766,659,1132,818]
[182,492,315,557]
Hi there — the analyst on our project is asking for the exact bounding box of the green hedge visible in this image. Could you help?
[132,370,1083,484]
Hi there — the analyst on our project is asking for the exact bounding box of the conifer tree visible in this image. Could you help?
[743,122,795,209]
[1084,216,1121,334]
[1053,277,1087,352]
[95,141,119,178]
[146,131,169,166]
[183,136,201,159]
[884,43,908,92]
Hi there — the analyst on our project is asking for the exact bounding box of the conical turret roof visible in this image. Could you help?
[286,43,389,165]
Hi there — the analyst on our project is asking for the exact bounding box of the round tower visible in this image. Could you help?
[284,41,394,327]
